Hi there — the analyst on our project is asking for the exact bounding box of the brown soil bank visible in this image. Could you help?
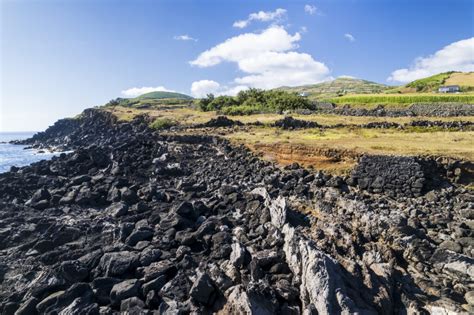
[247,143,359,175]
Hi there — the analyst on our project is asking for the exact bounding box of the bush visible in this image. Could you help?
[198,88,312,115]
[197,94,215,111]
[150,118,176,130]
[220,105,263,116]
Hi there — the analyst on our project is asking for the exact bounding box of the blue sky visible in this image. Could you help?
[1,0,473,131]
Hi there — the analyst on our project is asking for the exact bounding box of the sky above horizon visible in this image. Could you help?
[1,0,473,131]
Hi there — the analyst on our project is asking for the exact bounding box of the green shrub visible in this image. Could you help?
[150,118,176,130]
[198,88,312,114]
[220,105,263,115]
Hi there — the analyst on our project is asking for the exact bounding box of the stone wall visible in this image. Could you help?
[313,103,474,117]
[350,155,428,197]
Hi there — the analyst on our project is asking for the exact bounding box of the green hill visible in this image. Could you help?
[386,71,474,93]
[277,77,390,99]
[137,91,193,100]
[105,91,193,109]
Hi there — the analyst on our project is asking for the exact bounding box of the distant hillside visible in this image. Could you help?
[137,91,193,100]
[388,71,474,93]
[105,91,193,109]
[277,77,390,98]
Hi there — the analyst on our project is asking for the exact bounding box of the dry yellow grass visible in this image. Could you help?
[104,105,474,173]
[104,106,474,126]
[225,127,474,161]
[444,72,474,87]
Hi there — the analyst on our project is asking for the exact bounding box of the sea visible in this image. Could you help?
[0,132,62,173]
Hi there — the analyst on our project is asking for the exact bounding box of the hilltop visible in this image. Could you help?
[106,91,193,109]
[277,77,390,98]
[137,91,193,100]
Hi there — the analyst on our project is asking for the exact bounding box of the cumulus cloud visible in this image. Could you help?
[190,26,301,67]
[233,8,286,28]
[338,75,356,79]
[190,80,221,98]
[235,51,330,88]
[174,34,198,41]
[304,4,317,15]
[121,86,175,97]
[190,80,249,97]
[344,33,355,42]
[388,37,474,83]
[190,26,330,90]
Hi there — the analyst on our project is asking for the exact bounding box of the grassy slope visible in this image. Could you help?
[278,72,474,106]
[277,77,390,99]
[386,72,474,93]
[137,91,193,100]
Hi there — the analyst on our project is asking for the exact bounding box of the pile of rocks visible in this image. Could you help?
[407,120,474,130]
[196,116,243,128]
[0,109,473,314]
[273,116,321,130]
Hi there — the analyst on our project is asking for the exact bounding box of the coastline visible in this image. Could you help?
[0,108,472,314]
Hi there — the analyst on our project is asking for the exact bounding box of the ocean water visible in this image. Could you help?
[0,132,62,173]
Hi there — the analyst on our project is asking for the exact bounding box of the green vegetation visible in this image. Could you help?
[198,88,313,115]
[150,118,177,130]
[104,91,192,109]
[277,77,390,99]
[325,93,474,106]
[405,72,454,92]
[137,91,192,100]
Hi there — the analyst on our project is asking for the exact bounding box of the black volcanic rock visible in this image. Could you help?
[0,108,472,314]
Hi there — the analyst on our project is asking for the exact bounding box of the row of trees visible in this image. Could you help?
[197,89,314,115]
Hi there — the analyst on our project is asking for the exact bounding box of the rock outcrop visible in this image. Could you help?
[0,109,473,314]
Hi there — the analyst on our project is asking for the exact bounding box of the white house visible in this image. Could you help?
[438,85,460,93]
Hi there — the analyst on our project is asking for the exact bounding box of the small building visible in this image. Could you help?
[438,85,460,93]
[299,92,310,97]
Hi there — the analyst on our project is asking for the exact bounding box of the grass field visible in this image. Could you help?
[325,93,474,106]
[445,72,474,87]
[226,127,474,160]
[105,106,474,126]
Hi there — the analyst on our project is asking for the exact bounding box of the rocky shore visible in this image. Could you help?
[1,109,473,314]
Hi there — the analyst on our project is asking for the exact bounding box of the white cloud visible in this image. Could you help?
[190,80,249,97]
[190,26,331,91]
[174,34,198,41]
[233,8,287,28]
[221,85,249,96]
[235,51,330,88]
[190,26,301,67]
[344,33,355,42]
[121,86,175,97]
[304,4,317,15]
[338,75,356,79]
[388,37,474,83]
[190,80,221,97]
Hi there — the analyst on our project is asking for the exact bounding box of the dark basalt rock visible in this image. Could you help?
[0,108,472,314]
[197,115,243,128]
[274,116,321,129]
